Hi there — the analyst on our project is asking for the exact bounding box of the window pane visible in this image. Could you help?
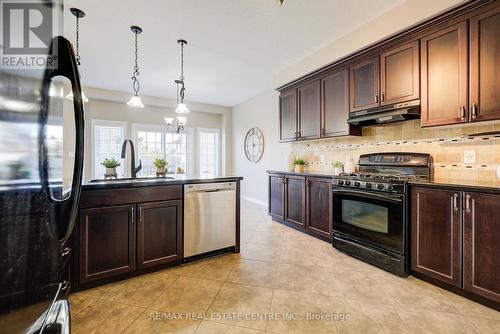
[94,124,124,178]
[199,130,219,178]
[137,129,164,176]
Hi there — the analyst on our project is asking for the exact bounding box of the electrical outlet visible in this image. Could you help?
[464,150,476,164]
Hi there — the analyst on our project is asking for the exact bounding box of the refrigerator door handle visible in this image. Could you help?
[39,36,85,241]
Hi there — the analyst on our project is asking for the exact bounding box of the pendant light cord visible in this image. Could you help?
[179,41,185,103]
[75,15,80,65]
[132,31,140,96]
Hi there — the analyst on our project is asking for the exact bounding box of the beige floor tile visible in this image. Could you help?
[195,320,264,333]
[397,309,481,334]
[275,263,331,296]
[71,298,145,334]
[227,259,279,288]
[249,231,284,246]
[181,255,237,281]
[150,276,222,314]
[68,292,96,317]
[255,223,285,233]
[268,289,337,334]
[207,282,273,330]
[442,291,500,321]
[331,297,410,334]
[124,311,200,334]
[241,229,256,242]
[81,270,178,307]
[241,241,281,262]
[466,315,500,334]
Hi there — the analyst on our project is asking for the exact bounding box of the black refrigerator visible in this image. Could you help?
[0,6,85,333]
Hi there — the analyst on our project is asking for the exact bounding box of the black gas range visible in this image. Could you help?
[332,152,431,276]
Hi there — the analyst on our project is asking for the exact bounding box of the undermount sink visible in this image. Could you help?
[89,176,175,184]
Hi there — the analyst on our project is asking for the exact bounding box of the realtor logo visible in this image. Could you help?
[1,0,60,68]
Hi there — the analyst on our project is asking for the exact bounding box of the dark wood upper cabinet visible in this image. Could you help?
[305,177,331,240]
[284,175,305,228]
[322,69,361,137]
[268,174,285,220]
[463,192,500,303]
[137,200,182,270]
[79,205,136,283]
[380,41,420,105]
[350,57,380,112]
[421,21,468,127]
[411,187,462,287]
[298,80,321,140]
[279,90,298,141]
[470,6,500,123]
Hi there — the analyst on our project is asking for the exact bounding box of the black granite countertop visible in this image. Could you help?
[408,178,500,194]
[82,174,243,190]
[266,169,335,178]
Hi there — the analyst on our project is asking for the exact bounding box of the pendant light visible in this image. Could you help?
[127,26,144,108]
[174,39,189,114]
[66,8,89,103]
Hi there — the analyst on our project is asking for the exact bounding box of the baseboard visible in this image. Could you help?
[241,195,267,208]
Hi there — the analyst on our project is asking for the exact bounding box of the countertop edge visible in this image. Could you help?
[82,176,244,190]
[266,170,335,178]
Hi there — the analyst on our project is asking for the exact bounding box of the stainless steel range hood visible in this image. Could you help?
[347,100,420,126]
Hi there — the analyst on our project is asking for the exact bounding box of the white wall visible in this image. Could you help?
[232,90,291,205]
[232,0,464,207]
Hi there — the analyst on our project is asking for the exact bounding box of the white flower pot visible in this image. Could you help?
[156,166,166,174]
[105,167,116,176]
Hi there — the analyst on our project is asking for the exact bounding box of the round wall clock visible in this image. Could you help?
[244,127,264,163]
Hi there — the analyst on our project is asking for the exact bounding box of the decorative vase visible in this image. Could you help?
[156,166,166,174]
[105,167,116,176]
[294,165,304,173]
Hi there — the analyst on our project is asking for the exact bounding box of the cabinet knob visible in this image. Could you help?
[375,94,379,103]
[465,194,471,213]
[471,104,479,119]
[460,106,466,120]
[381,93,385,102]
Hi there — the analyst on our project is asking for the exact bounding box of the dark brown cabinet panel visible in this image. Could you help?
[268,174,285,220]
[411,187,462,287]
[463,192,500,303]
[298,81,321,140]
[380,41,420,105]
[137,200,182,269]
[322,69,360,137]
[280,90,298,141]
[284,175,306,228]
[305,177,331,239]
[421,22,468,127]
[350,57,380,112]
[79,205,136,283]
[470,6,500,123]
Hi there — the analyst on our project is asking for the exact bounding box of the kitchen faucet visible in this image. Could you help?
[121,139,142,178]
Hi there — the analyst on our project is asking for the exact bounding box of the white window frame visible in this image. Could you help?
[91,119,127,179]
[197,127,221,177]
[132,123,194,175]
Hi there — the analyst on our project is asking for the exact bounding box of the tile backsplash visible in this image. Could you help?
[292,120,500,183]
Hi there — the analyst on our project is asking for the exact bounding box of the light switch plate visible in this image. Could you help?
[464,150,476,164]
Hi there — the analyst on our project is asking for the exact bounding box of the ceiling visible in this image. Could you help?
[63,0,404,107]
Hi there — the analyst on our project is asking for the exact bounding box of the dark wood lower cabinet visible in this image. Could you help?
[79,204,136,283]
[137,200,182,269]
[463,192,500,303]
[411,187,462,287]
[306,177,332,239]
[268,174,285,220]
[284,175,306,228]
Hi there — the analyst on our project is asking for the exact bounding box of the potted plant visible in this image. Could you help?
[332,161,344,175]
[153,158,168,174]
[293,158,307,173]
[101,158,120,177]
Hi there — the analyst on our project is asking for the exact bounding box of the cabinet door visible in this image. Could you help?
[268,174,285,220]
[79,205,136,283]
[411,187,462,287]
[350,57,380,112]
[284,175,306,228]
[305,177,332,240]
[137,200,182,269]
[470,7,500,122]
[322,69,355,137]
[463,192,500,303]
[380,41,420,105]
[298,81,321,140]
[280,90,298,141]
[421,22,468,127]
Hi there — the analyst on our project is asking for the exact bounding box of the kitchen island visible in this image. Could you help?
[70,175,243,292]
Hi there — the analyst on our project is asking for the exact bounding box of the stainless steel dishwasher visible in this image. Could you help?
[184,182,236,258]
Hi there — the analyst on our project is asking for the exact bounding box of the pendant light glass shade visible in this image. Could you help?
[176,116,187,125]
[65,91,89,103]
[127,95,144,108]
[174,102,189,114]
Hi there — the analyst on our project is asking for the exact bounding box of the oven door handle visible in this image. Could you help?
[332,188,403,203]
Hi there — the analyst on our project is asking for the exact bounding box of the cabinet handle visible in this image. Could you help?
[61,247,71,257]
[465,194,471,213]
[131,206,134,224]
[320,128,325,136]
[375,94,379,103]
[61,280,69,292]
[306,179,311,187]
[453,193,459,212]
[139,207,143,223]
[460,106,466,120]
[284,177,288,184]
[381,93,385,102]
[471,104,479,119]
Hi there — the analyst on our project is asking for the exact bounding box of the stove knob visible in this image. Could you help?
[387,184,394,192]
[338,180,344,185]
[354,181,361,187]
[377,183,385,190]
[345,181,351,186]
[365,182,372,189]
